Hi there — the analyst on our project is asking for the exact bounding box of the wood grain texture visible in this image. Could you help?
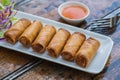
[0,47,34,78]
[0,0,120,80]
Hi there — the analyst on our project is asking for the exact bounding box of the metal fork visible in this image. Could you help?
[87,12,120,35]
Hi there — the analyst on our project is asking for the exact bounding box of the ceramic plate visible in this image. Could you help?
[0,11,113,74]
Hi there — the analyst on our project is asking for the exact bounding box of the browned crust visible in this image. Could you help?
[45,24,56,29]
[32,24,56,53]
[58,28,71,35]
[73,32,86,39]
[4,18,31,44]
[75,54,87,68]
[47,48,57,58]
[33,20,43,26]
[88,37,100,46]
[4,34,14,44]
[75,37,100,67]
[19,36,31,47]
[32,43,44,53]
[20,18,31,23]
[19,20,43,47]
[61,51,73,61]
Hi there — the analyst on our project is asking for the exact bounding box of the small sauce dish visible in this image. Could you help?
[58,1,90,25]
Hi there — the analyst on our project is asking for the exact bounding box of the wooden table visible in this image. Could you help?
[0,0,120,80]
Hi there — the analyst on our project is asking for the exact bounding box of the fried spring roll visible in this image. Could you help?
[75,37,100,68]
[47,28,70,58]
[19,20,43,47]
[32,24,56,53]
[4,18,31,44]
[61,32,86,61]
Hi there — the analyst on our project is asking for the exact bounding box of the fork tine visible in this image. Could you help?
[91,18,110,25]
[91,19,110,24]
[87,12,120,35]
[91,26,109,29]
[92,22,110,26]
[92,18,110,22]
[93,20,110,23]
[91,27,109,31]
[92,17,114,28]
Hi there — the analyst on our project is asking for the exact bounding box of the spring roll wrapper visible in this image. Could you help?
[19,20,43,47]
[61,32,86,61]
[32,25,56,53]
[75,37,100,68]
[47,28,70,58]
[4,18,31,44]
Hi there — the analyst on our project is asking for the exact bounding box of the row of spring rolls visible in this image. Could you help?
[4,18,100,68]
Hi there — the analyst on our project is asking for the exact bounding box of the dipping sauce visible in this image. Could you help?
[62,5,87,19]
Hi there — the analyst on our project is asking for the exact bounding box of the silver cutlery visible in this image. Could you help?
[87,12,120,35]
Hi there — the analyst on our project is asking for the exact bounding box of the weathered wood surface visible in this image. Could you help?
[0,0,120,80]
[0,47,34,78]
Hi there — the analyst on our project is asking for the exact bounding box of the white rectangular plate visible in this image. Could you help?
[0,11,113,74]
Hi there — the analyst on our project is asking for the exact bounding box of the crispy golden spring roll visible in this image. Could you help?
[4,18,31,44]
[19,20,43,47]
[75,37,100,68]
[47,28,70,58]
[32,24,56,53]
[61,32,86,61]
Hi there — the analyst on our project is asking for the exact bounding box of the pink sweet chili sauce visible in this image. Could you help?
[62,5,87,19]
